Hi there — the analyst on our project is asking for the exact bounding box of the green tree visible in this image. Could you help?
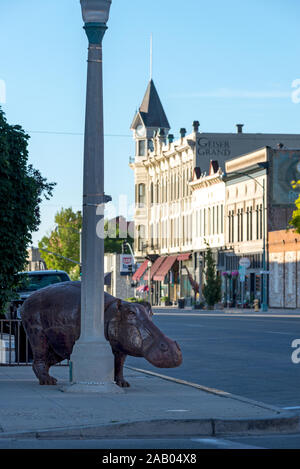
[104,218,134,254]
[39,208,82,280]
[202,242,221,309]
[0,108,55,314]
[290,180,300,233]
[38,211,134,280]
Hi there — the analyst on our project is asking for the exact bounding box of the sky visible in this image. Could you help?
[1,0,300,246]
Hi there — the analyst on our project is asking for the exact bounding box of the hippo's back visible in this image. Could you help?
[20,281,81,357]
[21,281,81,325]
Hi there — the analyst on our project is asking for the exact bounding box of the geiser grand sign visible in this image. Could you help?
[197,137,231,157]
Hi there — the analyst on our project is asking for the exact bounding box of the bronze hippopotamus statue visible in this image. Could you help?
[20,281,182,387]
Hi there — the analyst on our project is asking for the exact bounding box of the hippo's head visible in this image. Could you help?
[107,300,182,369]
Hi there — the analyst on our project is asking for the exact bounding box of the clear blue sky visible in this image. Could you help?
[1,0,300,245]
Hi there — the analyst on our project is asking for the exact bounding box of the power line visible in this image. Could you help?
[27,130,132,137]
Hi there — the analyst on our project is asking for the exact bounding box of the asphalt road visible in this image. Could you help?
[2,311,300,450]
[1,434,300,449]
[126,312,300,409]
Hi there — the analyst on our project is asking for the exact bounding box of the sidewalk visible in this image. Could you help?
[153,306,300,317]
[0,365,299,440]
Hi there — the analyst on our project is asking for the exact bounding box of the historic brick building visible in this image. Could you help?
[269,229,300,308]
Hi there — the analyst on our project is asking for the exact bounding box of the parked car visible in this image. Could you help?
[6,270,71,320]
[4,270,70,363]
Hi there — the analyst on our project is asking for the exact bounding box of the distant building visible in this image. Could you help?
[129,77,300,306]
[26,247,46,271]
[223,146,300,307]
[269,230,300,309]
[188,162,225,301]
[104,253,135,300]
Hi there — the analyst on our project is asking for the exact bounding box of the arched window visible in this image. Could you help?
[138,140,146,156]
[138,183,146,207]
[150,182,154,205]
[156,183,160,204]
[137,225,146,251]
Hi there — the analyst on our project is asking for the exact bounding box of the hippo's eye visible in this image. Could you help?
[127,311,136,321]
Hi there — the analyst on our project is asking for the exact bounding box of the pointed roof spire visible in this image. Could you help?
[136,79,170,130]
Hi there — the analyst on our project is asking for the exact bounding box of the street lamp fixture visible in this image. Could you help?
[80,0,112,23]
[80,0,112,47]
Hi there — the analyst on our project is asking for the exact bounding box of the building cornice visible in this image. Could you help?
[190,170,224,190]
[143,145,194,168]
[225,147,268,173]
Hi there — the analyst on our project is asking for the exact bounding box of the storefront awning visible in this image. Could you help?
[153,255,178,282]
[143,256,167,281]
[177,253,192,261]
[132,260,148,282]
[136,285,149,292]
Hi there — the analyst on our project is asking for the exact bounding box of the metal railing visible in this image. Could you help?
[0,320,68,366]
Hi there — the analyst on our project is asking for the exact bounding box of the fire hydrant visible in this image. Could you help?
[254,299,259,312]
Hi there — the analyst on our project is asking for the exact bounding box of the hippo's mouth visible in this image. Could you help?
[145,340,182,369]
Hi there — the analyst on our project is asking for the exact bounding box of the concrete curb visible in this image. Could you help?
[0,414,298,440]
[154,311,300,318]
[125,366,285,414]
[0,367,299,440]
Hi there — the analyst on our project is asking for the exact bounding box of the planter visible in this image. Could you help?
[160,297,169,307]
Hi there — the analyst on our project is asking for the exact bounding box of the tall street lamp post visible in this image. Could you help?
[65,0,120,393]
[147,260,152,306]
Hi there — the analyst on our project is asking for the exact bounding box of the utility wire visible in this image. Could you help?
[27,130,132,137]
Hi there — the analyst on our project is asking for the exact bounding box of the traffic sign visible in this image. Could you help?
[239,257,250,268]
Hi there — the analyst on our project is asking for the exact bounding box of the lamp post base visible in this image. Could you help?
[62,340,122,394]
[61,382,123,394]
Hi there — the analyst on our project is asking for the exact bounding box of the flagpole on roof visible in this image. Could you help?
[150,33,153,81]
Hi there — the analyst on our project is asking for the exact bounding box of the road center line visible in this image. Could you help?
[283,406,300,410]
[191,438,264,449]
[265,331,295,335]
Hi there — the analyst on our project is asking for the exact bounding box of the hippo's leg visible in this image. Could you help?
[113,350,130,388]
[43,349,66,382]
[33,360,57,386]
[30,327,58,386]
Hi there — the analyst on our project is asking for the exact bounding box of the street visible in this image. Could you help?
[127,311,300,408]
[1,310,300,451]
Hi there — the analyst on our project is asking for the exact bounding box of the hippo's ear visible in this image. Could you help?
[141,302,153,317]
[114,299,123,320]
